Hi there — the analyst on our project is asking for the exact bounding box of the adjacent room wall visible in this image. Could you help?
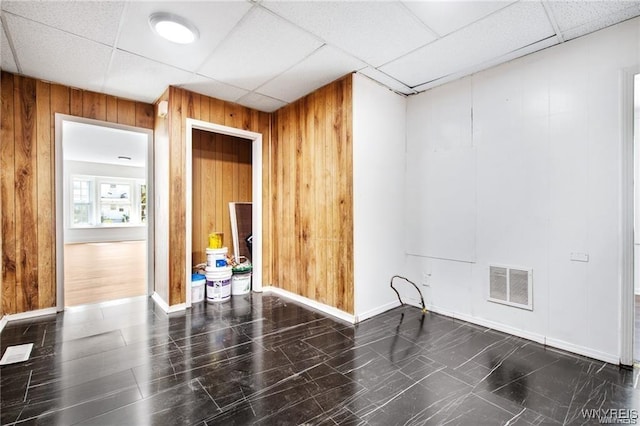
[161,87,271,306]
[352,74,407,320]
[63,160,146,244]
[0,71,154,315]
[192,130,252,264]
[271,75,354,313]
[404,18,640,363]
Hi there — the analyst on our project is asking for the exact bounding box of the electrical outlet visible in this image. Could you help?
[422,272,431,287]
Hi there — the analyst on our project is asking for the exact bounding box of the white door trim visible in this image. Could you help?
[55,114,155,311]
[620,68,637,366]
[185,119,263,308]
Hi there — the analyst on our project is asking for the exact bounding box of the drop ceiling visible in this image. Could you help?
[2,1,639,113]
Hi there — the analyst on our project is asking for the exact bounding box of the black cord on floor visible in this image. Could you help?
[390,275,427,314]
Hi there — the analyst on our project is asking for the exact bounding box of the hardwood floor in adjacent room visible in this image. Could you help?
[63,241,146,307]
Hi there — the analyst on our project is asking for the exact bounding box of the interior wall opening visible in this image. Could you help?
[56,115,154,309]
[191,129,253,267]
[185,119,263,307]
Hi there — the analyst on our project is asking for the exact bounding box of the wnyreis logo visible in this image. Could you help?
[581,409,638,424]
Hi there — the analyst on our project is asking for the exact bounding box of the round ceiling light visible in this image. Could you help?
[149,12,199,44]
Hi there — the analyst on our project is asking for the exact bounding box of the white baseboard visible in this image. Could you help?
[262,286,356,324]
[0,316,7,333]
[0,307,58,334]
[545,337,619,365]
[151,292,186,314]
[404,300,618,365]
[355,300,401,323]
[151,292,169,312]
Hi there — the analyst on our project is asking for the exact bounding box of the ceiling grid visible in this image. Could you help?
[1,0,638,112]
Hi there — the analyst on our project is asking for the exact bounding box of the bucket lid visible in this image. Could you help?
[191,273,205,282]
[205,266,232,276]
[206,247,228,254]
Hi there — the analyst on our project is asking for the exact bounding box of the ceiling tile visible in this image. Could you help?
[198,7,322,92]
[548,1,640,32]
[552,2,640,41]
[103,50,195,103]
[258,45,366,103]
[117,1,252,72]
[236,92,286,113]
[357,67,416,96]
[403,1,515,37]
[1,0,124,45]
[380,2,555,88]
[263,1,436,67]
[412,37,559,93]
[178,74,249,104]
[1,20,18,73]
[4,14,110,92]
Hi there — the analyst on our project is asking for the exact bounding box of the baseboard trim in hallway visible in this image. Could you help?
[404,299,619,365]
[262,286,356,324]
[151,292,186,314]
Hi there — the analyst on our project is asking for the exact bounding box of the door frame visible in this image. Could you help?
[184,118,263,307]
[55,114,155,311]
[621,68,638,366]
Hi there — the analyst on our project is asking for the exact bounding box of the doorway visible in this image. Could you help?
[55,115,154,309]
[185,119,263,307]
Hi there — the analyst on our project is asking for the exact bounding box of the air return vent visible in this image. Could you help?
[488,265,532,310]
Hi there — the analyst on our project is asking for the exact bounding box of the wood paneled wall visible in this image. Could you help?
[192,130,252,264]
[271,75,354,314]
[0,71,154,315]
[163,87,270,305]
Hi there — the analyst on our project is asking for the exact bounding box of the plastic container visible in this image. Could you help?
[208,232,223,249]
[191,273,205,303]
[205,266,232,302]
[231,272,252,295]
[206,247,228,268]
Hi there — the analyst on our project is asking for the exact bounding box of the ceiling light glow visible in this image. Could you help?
[149,13,199,44]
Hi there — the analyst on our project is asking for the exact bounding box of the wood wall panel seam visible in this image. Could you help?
[36,80,54,309]
[1,72,17,315]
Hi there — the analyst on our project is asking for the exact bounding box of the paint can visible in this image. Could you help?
[206,247,228,268]
[191,273,206,303]
[208,232,223,249]
[231,272,252,295]
[205,266,232,303]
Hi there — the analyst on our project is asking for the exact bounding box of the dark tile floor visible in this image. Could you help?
[1,293,639,425]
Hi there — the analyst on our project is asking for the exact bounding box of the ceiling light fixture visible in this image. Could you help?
[149,12,199,44]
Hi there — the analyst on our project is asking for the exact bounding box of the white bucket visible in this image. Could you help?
[206,247,228,268]
[231,272,252,295]
[191,274,205,303]
[205,266,232,302]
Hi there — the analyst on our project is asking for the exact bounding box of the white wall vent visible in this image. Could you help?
[488,265,532,310]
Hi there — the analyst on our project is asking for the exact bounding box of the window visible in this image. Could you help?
[100,182,131,224]
[70,175,146,228]
[72,177,93,225]
[140,184,147,224]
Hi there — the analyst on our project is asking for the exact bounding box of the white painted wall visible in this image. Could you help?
[352,73,407,321]
[154,116,170,304]
[63,160,146,243]
[404,18,640,363]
